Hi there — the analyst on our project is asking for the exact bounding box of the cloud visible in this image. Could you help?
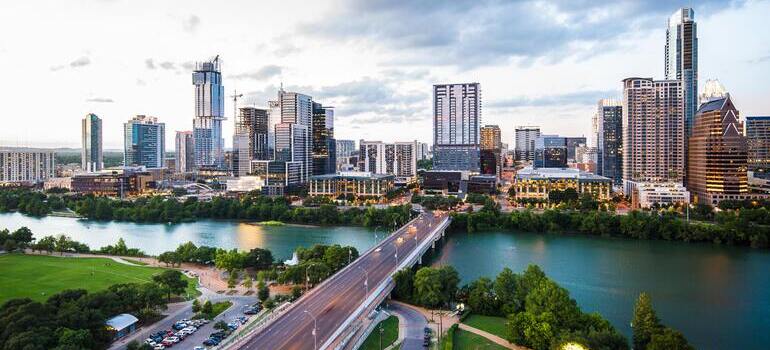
[51,56,92,71]
[749,54,770,64]
[296,0,744,69]
[85,97,114,103]
[487,90,616,109]
[230,65,283,80]
[145,58,181,71]
[183,15,200,33]
[274,43,301,57]
[145,58,156,69]
[159,61,175,70]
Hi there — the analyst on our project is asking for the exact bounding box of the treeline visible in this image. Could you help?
[451,208,770,248]
[2,226,147,257]
[0,274,188,350]
[0,188,66,217]
[411,195,462,210]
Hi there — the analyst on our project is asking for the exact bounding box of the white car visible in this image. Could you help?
[167,336,180,343]
[153,345,165,350]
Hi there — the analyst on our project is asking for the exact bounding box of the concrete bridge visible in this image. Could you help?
[227,211,451,350]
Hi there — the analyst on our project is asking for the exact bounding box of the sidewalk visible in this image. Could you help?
[457,323,529,350]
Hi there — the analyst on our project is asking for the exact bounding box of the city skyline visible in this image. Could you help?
[2,1,769,150]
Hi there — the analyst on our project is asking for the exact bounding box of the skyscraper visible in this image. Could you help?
[480,125,502,176]
[276,89,313,181]
[235,107,269,161]
[687,96,748,205]
[480,125,501,150]
[534,135,567,168]
[124,115,165,168]
[622,78,684,191]
[192,56,225,169]
[515,126,540,161]
[232,133,250,177]
[359,140,418,178]
[665,8,698,137]
[175,131,194,173]
[565,137,587,162]
[433,83,481,171]
[312,102,335,175]
[745,116,770,177]
[0,148,55,183]
[81,113,103,172]
[594,99,623,185]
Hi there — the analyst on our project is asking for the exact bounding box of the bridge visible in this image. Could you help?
[228,211,451,350]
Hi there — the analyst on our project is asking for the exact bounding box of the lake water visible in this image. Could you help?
[430,231,770,350]
[2,212,768,348]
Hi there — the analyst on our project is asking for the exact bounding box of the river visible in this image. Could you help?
[2,213,768,348]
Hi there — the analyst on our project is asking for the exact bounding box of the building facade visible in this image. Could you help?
[622,78,684,192]
[515,126,540,161]
[565,137,587,162]
[312,103,336,175]
[174,131,194,173]
[745,116,770,177]
[594,99,623,186]
[192,56,225,169]
[81,113,103,172]
[358,140,418,179]
[513,167,612,203]
[687,96,749,205]
[236,107,269,161]
[480,125,502,150]
[433,83,481,171]
[534,135,567,168]
[124,115,165,169]
[273,90,313,182]
[0,148,55,183]
[665,8,698,138]
[308,172,395,199]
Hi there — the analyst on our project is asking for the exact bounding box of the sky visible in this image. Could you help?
[1,0,769,150]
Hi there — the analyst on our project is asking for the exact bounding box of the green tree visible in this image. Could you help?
[647,327,694,350]
[202,300,213,315]
[291,285,303,301]
[192,299,201,313]
[257,280,270,302]
[467,277,498,315]
[214,320,229,332]
[242,277,253,291]
[631,293,662,350]
[152,270,188,300]
[507,311,555,350]
[55,234,71,255]
[215,248,245,272]
[244,247,274,270]
[392,268,415,302]
[494,267,519,314]
[413,267,444,308]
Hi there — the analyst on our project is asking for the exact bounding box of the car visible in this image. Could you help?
[374,247,382,252]
[203,338,220,346]
[194,347,205,350]
[244,308,258,315]
[161,339,174,347]
[153,345,165,350]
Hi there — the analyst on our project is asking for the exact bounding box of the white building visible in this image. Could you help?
[0,148,56,183]
[515,126,541,161]
[359,140,418,180]
[632,182,690,209]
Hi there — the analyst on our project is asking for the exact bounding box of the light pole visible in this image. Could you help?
[304,309,318,350]
[358,266,369,296]
[394,241,399,266]
[305,263,317,292]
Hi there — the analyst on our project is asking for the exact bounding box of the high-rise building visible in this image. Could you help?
[276,90,313,181]
[534,135,567,168]
[232,133,251,177]
[192,56,225,169]
[622,78,684,191]
[515,126,540,161]
[565,137,587,162]
[687,96,748,205]
[699,79,728,105]
[81,113,103,172]
[433,83,481,171]
[124,115,165,168]
[336,140,355,158]
[235,107,269,161]
[416,142,430,160]
[312,102,336,175]
[745,116,770,177]
[665,8,698,137]
[359,140,418,179]
[175,131,195,173]
[480,125,502,150]
[0,148,55,183]
[594,99,623,185]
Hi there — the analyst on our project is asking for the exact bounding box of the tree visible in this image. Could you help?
[214,320,229,332]
[35,235,57,254]
[192,299,201,313]
[507,311,555,350]
[55,235,72,255]
[323,245,358,271]
[215,249,245,272]
[467,277,498,315]
[494,268,519,314]
[175,241,198,262]
[244,248,274,270]
[257,280,270,302]
[56,327,94,350]
[126,340,152,350]
[242,277,253,291]
[631,293,662,350]
[524,279,581,330]
[152,270,188,300]
[11,227,34,248]
[291,285,302,301]
[392,268,415,302]
[202,300,213,315]
[227,270,238,289]
[413,267,444,308]
[647,327,694,350]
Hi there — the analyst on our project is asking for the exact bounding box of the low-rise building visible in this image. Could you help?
[225,176,265,193]
[422,170,468,194]
[71,168,154,197]
[513,167,612,202]
[467,175,497,194]
[630,182,690,209]
[43,177,72,191]
[308,171,394,198]
[106,313,138,340]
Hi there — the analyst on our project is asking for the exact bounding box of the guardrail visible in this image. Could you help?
[216,301,291,349]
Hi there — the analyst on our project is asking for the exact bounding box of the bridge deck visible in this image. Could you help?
[233,212,449,350]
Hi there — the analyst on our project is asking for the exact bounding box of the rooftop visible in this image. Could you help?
[106,314,138,331]
[516,167,610,181]
[310,171,394,181]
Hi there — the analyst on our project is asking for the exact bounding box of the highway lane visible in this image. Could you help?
[238,212,445,350]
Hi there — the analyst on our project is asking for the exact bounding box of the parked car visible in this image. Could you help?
[153,345,165,350]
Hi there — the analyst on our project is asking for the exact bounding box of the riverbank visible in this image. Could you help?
[246,220,321,228]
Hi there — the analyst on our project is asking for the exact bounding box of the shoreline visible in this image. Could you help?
[245,221,321,228]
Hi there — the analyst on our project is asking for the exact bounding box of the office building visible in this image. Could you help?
[513,167,612,204]
[422,171,468,194]
[81,113,103,172]
[746,116,770,177]
[308,171,395,199]
[416,142,430,160]
[515,126,540,161]
[232,133,251,177]
[71,167,153,197]
[687,96,749,205]
[534,135,567,168]
[480,125,502,150]
[359,140,418,180]
[174,131,195,173]
[480,149,501,176]
[273,89,313,182]
[665,8,698,138]
[700,79,728,105]
[433,83,481,171]
[0,148,55,183]
[594,99,623,185]
[565,137,587,162]
[336,140,355,158]
[192,56,225,169]
[312,103,336,175]
[622,78,684,193]
[236,107,270,161]
[632,182,690,209]
[124,115,165,169]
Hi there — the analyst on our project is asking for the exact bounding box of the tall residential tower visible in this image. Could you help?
[665,8,698,137]
[432,83,481,171]
[192,56,225,170]
[124,115,165,169]
[81,113,103,172]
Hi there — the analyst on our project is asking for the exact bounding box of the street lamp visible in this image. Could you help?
[358,266,369,296]
[305,263,318,292]
[304,309,318,350]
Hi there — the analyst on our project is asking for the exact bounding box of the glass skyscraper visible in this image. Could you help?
[124,115,165,168]
[665,8,698,137]
[192,56,225,169]
[81,113,103,172]
[432,83,481,171]
[595,99,623,186]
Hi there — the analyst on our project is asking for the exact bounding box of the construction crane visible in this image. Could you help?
[230,89,243,122]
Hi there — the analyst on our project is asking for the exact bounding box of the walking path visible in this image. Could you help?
[457,323,528,350]
[389,301,429,350]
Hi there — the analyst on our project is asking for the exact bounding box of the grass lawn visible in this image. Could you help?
[0,254,199,305]
[453,329,509,350]
[463,314,509,339]
[359,315,399,350]
[121,258,149,266]
[195,300,233,319]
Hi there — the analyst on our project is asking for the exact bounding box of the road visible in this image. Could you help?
[389,301,428,350]
[238,212,447,350]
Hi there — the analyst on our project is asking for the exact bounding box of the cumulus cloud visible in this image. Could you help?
[183,15,200,33]
[50,56,92,71]
[230,65,283,80]
[85,97,114,103]
[487,90,617,109]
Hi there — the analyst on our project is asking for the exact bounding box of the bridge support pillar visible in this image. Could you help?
[418,256,422,265]
[432,241,436,249]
